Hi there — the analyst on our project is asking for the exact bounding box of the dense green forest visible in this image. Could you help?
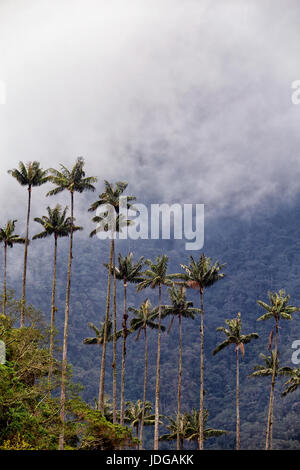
[1,160,300,450]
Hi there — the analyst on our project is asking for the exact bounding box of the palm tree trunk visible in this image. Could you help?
[48,234,57,385]
[20,185,31,327]
[154,283,162,450]
[177,312,182,450]
[3,242,7,316]
[266,321,278,450]
[136,422,139,449]
[59,190,74,450]
[236,349,240,450]
[98,239,113,412]
[139,326,148,450]
[112,242,117,424]
[120,279,128,426]
[199,287,204,450]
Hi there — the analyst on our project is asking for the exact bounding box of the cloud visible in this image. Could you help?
[0,0,300,232]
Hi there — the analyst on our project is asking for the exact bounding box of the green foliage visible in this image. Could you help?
[0,301,135,450]
[8,161,49,188]
[213,312,259,356]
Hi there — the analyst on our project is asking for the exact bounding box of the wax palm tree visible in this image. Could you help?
[179,254,225,449]
[159,414,188,449]
[47,157,97,450]
[83,320,115,345]
[250,351,292,379]
[33,205,82,382]
[124,400,160,449]
[256,289,300,450]
[8,161,49,326]
[137,255,177,450]
[89,181,135,421]
[105,252,144,426]
[281,368,300,396]
[184,409,227,448]
[83,321,122,356]
[161,286,200,450]
[0,220,25,315]
[129,299,162,449]
[249,352,296,428]
[213,313,258,450]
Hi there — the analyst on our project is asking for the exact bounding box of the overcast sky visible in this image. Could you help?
[0,0,300,230]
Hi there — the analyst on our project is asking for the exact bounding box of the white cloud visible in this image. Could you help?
[0,0,300,231]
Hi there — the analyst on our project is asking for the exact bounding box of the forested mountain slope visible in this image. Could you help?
[6,198,300,449]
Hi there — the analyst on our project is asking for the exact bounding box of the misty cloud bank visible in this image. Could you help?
[0,0,300,231]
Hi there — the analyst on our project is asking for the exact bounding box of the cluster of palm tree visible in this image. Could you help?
[1,158,300,451]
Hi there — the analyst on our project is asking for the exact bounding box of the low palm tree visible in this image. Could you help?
[257,290,300,450]
[124,400,159,449]
[137,255,177,450]
[89,181,135,420]
[161,409,226,449]
[105,252,144,426]
[159,414,188,449]
[33,205,82,382]
[129,299,162,449]
[185,409,227,447]
[0,220,25,315]
[47,157,97,450]
[281,368,300,396]
[179,254,225,449]
[161,286,199,449]
[8,161,49,326]
[250,352,296,434]
[250,351,292,379]
[213,313,259,450]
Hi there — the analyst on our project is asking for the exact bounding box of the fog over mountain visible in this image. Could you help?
[0,0,300,232]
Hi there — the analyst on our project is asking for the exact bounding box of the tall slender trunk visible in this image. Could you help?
[139,326,148,450]
[59,191,74,451]
[20,185,31,327]
[177,312,182,450]
[3,242,7,316]
[154,283,162,450]
[199,287,204,450]
[135,423,139,449]
[48,234,57,385]
[120,279,128,426]
[266,320,278,450]
[112,242,117,424]
[98,239,113,411]
[236,349,240,450]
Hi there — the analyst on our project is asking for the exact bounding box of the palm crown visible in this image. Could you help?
[129,299,162,339]
[213,313,259,356]
[179,253,225,291]
[8,161,49,188]
[160,409,227,443]
[0,220,25,248]
[33,205,82,240]
[250,351,292,378]
[104,252,144,285]
[124,400,159,428]
[161,286,200,333]
[83,320,122,345]
[257,289,300,322]
[47,157,97,196]
[137,255,175,291]
[281,368,300,396]
[88,181,135,237]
